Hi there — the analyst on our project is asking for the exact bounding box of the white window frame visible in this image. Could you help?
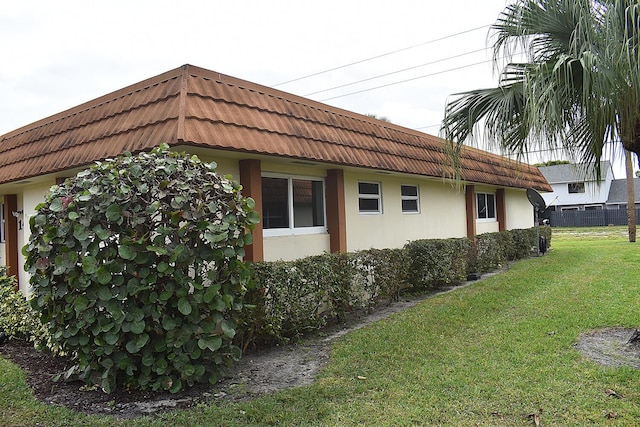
[358,181,383,214]
[262,173,327,237]
[476,192,496,221]
[401,184,420,214]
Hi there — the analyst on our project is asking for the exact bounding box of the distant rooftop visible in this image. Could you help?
[538,161,612,184]
[606,178,640,204]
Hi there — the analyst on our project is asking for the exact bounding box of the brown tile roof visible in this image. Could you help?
[0,64,551,192]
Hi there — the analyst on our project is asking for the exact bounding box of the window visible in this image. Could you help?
[568,182,585,193]
[261,175,325,235]
[476,192,496,220]
[358,182,382,214]
[401,185,419,213]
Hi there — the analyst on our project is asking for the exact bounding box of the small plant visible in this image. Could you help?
[23,145,259,393]
[0,271,53,351]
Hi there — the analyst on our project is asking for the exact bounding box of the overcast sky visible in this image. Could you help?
[0,0,631,178]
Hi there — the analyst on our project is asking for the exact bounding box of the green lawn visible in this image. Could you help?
[2,227,640,426]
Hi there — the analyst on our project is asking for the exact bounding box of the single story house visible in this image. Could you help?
[0,64,551,293]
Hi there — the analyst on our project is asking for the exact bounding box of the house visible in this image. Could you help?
[606,178,640,209]
[0,64,551,293]
[538,161,615,212]
[538,161,640,226]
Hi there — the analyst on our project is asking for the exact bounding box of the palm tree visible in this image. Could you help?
[442,0,640,240]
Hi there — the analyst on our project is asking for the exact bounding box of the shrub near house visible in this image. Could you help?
[23,145,259,393]
[240,226,549,347]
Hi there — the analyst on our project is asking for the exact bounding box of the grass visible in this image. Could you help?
[2,226,640,426]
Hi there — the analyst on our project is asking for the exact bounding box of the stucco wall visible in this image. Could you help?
[344,172,467,252]
[505,189,535,229]
[263,233,331,261]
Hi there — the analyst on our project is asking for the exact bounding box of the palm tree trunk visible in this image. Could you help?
[626,150,636,243]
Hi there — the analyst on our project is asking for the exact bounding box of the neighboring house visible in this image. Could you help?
[538,162,640,227]
[538,162,614,211]
[0,64,550,293]
[606,178,640,209]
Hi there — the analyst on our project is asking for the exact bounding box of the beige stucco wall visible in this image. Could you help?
[263,233,331,261]
[505,188,535,229]
[344,172,468,252]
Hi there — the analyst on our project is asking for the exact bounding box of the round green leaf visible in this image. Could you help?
[82,256,98,274]
[178,298,192,316]
[130,319,145,334]
[197,336,222,352]
[118,245,137,260]
[96,267,112,285]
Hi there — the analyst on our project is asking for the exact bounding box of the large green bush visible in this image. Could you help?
[23,145,259,393]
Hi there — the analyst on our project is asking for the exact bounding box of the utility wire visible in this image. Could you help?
[272,24,490,87]
[303,48,488,97]
[319,59,494,101]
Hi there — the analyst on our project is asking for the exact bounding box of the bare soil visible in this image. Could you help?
[2,268,637,420]
[575,327,640,369]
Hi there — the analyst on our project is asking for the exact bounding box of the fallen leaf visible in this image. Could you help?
[357,376,367,380]
[605,389,621,398]
[525,413,540,426]
[605,411,618,419]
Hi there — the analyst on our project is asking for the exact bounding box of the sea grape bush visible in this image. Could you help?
[23,145,259,393]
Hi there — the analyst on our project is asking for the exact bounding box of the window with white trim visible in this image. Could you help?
[261,175,326,235]
[358,182,382,214]
[401,185,420,213]
[476,192,496,220]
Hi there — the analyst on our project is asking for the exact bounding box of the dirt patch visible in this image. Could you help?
[575,327,640,368]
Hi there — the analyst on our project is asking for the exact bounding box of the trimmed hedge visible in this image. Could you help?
[239,249,408,347]
[405,238,472,288]
[238,226,550,347]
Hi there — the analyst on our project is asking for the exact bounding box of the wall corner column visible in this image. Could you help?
[496,188,506,231]
[239,159,263,262]
[465,185,476,239]
[326,169,347,253]
[4,195,19,289]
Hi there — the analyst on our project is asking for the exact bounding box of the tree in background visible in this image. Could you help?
[442,0,640,241]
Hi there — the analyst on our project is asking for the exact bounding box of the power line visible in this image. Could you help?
[319,59,494,102]
[271,24,490,87]
[303,48,488,97]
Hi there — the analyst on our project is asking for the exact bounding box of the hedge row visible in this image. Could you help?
[238,226,551,347]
